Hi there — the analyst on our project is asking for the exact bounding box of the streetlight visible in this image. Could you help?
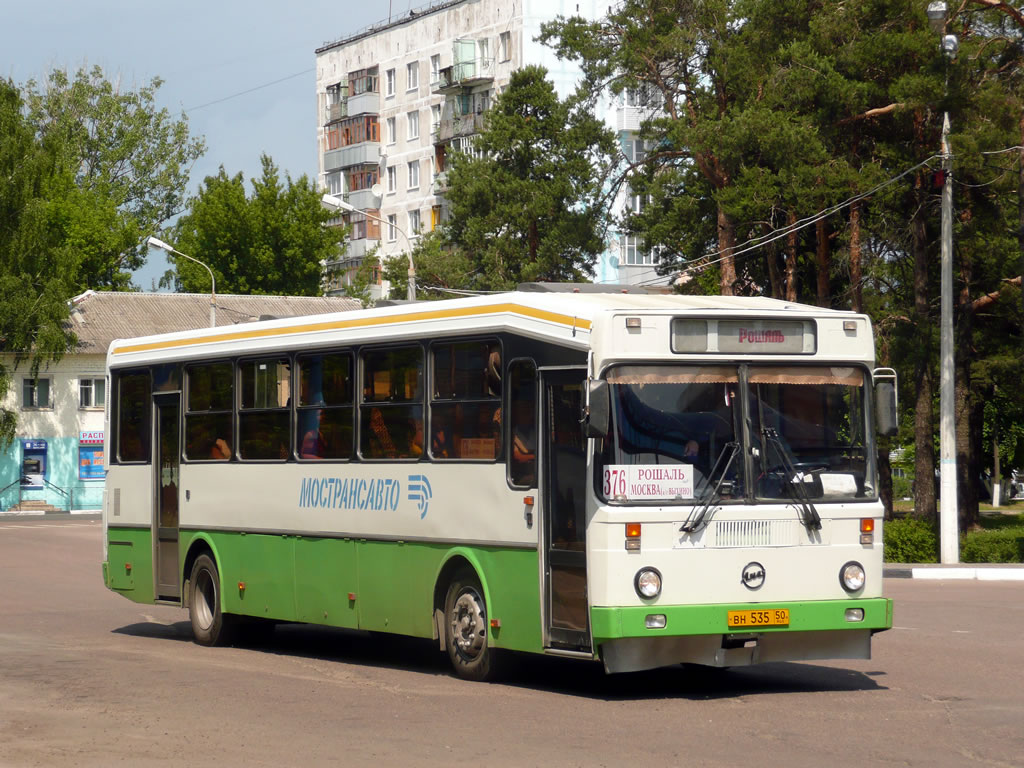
[321,193,417,301]
[146,236,217,328]
[927,1,959,564]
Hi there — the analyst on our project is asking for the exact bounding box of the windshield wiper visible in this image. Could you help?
[680,441,739,533]
[761,427,822,530]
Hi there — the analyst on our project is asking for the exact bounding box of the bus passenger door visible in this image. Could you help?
[154,393,181,601]
[540,368,590,652]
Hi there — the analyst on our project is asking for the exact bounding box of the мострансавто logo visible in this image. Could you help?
[297,473,432,518]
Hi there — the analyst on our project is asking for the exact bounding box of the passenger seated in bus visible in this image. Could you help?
[300,411,327,459]
[210,437,231,460]
[407,418,424,456]
[368,407,398,458]
[496,403,536,483]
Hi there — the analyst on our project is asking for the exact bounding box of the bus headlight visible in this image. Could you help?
[634,567,662,599]
[839,561,866,593]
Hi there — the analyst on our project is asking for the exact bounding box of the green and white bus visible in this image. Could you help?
[102,285,896,680]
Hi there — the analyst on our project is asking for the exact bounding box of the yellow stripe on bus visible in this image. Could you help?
[111,302,592,355]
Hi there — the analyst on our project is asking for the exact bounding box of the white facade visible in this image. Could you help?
[315,0,670,297]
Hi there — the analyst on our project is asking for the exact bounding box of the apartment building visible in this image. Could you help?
[314,0,669,298]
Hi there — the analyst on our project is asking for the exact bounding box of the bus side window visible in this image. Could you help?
[185,362,234,461]
[116,370,151,463]
[430,340,501,460]
[296,352,354,460]
[508,360,537,487]
[360,345,423,459]
[239,357,290,461]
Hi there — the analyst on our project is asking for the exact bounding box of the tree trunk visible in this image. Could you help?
[784,211,798,302]
[955,243,980,530]
[767,248,783,299]
[717,206,737,296]
[849,200,864,313]
[911,196,937,521]
[815,217,830,307]
[1019,114,1024,350]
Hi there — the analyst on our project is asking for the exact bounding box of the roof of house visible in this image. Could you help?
[68,291,362,354]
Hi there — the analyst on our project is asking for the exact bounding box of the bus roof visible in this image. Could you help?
[106,289,865,368]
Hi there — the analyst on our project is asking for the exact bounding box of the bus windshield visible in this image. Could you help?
[597,364,874,504]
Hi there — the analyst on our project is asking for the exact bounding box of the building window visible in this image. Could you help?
[326,170,343,196]
[407,110,420,142]
[407,61,419,91]
[431,205,442,230]
[407,160,420,190]
[500,31,511,62]
[430,54,441,84]
[386,116,396,145]
[22,378,51,409]
[621,235,660,266]
[80,378,106,408]
[431,103,441,135]
[387,214,398,242]
[385,68,396,97]
[408,208,421,235]
[479,38,490,65]
[387,165,397,193]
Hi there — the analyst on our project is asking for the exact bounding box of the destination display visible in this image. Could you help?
[602,464,695,501]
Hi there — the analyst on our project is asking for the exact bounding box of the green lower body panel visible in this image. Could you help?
[104,528,155,604]
[592,597,892,643]
[592,598,893,674]
[106,527,543,654]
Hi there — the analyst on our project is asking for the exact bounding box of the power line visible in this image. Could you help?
[184,68,313,113]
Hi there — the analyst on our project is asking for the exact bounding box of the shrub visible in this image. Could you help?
[960,527,1024,563]
[884,517,939,563]
[892,475,913,501]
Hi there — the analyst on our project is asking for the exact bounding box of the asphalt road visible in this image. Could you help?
[1,516,1022,767]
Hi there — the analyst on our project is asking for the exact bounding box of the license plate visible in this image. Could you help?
[727,608,790,629]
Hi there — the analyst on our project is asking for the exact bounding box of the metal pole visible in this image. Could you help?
[939,111,959,563]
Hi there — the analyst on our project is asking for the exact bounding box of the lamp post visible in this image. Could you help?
[321,193,416,301]
[146,236,217,328]
[927,2,959,564]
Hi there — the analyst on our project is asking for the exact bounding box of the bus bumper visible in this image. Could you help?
[591,597,892,674]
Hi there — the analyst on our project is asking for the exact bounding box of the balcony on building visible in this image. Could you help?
[431,48,495,95]
[322,114,382,172]
[432,171,448,195]
[324,79,349,126]
[347,67,379,116]
[435,112,485,143]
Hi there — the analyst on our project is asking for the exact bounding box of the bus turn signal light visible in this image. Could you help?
[625,523,641,552]
[860,518,874,545]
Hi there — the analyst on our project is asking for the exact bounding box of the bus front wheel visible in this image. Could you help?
[444,572,500,681]
[188,554,236,647]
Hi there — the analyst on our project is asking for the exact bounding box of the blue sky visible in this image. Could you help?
[2,0,406,290]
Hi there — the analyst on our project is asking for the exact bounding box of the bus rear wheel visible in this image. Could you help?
[444,572,500,681]
[188,554,236,647]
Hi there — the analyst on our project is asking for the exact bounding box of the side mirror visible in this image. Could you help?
[583,379,610,438]
[875,381,898,437]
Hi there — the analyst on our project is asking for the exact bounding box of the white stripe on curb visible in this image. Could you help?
[912,568,1024,581]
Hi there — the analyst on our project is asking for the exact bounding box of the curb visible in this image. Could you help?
[885,565,1024,581]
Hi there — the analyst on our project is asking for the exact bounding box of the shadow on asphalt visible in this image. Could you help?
[112,619,886,700]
